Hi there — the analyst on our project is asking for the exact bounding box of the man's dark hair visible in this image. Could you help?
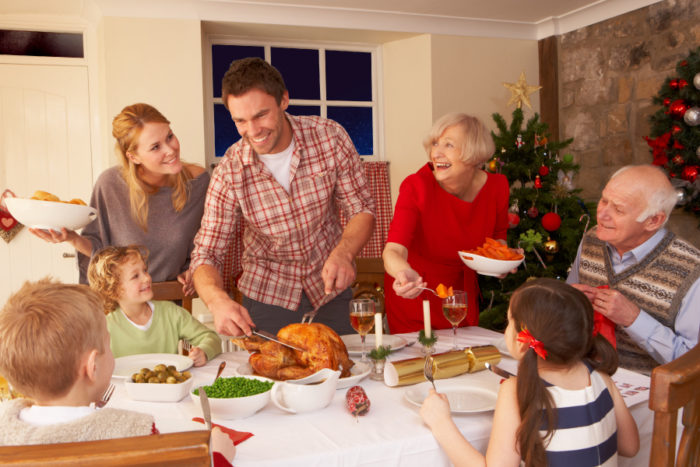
[221,57,287,108]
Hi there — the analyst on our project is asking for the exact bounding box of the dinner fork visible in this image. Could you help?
[423,355,436,390]
[182,340,192,356]
[96,383,115,408]
[416,287,440,297]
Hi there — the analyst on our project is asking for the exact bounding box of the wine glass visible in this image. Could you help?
[442,291,468,351]
[349,298,376,364]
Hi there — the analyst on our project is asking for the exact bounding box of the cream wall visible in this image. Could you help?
[98,17,207,169]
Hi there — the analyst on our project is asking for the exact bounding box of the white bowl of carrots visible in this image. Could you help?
[459,238,524,277]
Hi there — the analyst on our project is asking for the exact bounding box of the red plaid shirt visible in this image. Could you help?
[191,114,375,310]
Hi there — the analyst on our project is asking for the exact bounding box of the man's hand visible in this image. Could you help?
[592,287,640,327]
[321,250,356,294]
[393,269,427,299]
[208,295,255,336]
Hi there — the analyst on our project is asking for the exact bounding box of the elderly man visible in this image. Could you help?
[567,164,700,374]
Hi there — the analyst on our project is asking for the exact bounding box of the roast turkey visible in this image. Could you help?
[232,323,354,380]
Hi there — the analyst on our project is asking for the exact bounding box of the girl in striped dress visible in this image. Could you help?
[420,278,639,466]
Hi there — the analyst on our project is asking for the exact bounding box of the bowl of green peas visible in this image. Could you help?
[191,375,275,419]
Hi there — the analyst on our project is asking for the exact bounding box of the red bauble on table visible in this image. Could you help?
[507,212,520,228]
[542,212,562,232]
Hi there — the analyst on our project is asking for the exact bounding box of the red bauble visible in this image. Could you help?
[679,79,688,89]
[534,175,543,189]
[542,212,562,232]
[664,98,671,106]
[668,99,689,120]
[507,212,520,228]
[539,165,550,176]
[672,125,682,134]
[527,206,539,218]
[682,165,699,183]
[670,79,680,89]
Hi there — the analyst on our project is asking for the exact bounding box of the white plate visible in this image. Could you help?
[405,381,498,413]
[341,334,408,356]
[113,353,193,379]
[235,360,371,389]
[5,197,97,231]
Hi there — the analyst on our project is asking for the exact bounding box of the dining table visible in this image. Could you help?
[109,326,657,467]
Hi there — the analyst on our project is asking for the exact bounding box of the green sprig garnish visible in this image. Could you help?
[368,345,392,361]
[418,329,438,346]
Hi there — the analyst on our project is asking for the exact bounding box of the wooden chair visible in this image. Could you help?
[648,343,700,466]
[352,257,386,328]
[0,430,211,466]
[151,280,198,313]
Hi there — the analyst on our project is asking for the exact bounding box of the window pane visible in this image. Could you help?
[327,106,373,156]
[287,105,320,116]
[271,47,319,100]
[212,45,264,98]
[0,30,83,58]
[214,103,240,157]
[325,50,372,101]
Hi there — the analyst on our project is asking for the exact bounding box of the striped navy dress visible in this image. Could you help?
[541,362,617,467]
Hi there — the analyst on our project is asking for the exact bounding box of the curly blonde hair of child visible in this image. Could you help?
[88,245,149,314]
[0,278,106,400]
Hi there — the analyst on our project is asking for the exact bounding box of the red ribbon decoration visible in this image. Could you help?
[593,285,616,348]
[517,328,548,359]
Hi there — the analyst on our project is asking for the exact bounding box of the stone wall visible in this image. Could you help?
[558,0,700,246]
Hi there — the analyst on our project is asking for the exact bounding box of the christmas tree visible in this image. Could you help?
[478,107,594,330]
[644,46,700,223]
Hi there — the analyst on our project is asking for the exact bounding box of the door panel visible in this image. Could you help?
[0,64,93,304]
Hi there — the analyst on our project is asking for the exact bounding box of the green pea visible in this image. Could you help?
[193,377,273,398]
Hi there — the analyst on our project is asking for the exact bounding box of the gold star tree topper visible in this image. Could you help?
[503,71,542,109]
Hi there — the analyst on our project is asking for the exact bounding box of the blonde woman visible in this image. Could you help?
[30,103,209,294]
[382,113,510,333]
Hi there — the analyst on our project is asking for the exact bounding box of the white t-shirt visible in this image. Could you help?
[258,140,295,193]
[120,301,155,331]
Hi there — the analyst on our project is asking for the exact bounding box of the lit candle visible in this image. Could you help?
[423,300,431,338]
[375,313,383,348]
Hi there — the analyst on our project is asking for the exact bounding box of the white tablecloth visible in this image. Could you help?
[109,327,655,467]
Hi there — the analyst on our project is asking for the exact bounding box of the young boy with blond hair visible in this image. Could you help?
[0,279,154,443]
[88,245,221,365]
[0,279,235,464]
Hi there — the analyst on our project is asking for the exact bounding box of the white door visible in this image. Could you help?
[0,63,93,305]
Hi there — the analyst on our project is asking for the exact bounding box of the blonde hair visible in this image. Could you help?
[0,278,106,400]
[88,245,149,314]
[423,113,495,165]
[112,103,193,231]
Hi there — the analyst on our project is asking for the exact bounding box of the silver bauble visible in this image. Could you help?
[676,188,687,205]
[694,72,700,90]
[683,107,700,127]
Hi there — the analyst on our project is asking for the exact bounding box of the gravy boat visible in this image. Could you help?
[271,368,340,414]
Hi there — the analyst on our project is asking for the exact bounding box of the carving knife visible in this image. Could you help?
[251,327,304,352]
[198,386,212,430]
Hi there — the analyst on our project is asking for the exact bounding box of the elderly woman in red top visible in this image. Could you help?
[382,113,510,333]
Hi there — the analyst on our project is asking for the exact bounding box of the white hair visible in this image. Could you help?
[610,165,676,225]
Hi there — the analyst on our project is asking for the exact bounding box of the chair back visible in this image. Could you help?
[649,343,700,466]
[151,280,197,313]
[0,430,211,466]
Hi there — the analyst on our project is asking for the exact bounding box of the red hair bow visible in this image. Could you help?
[517,328,548,359]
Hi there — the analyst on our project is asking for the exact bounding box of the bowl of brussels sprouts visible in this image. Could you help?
[190,375,275,419]
[124,363,194,402]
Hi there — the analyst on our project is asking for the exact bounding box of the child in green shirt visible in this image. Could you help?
[88,245,221,365]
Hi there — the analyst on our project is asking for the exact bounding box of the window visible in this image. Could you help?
[205,39,381,168]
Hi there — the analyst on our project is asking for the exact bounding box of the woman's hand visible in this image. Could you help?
[29,227,75,243]
[497,246,525,279]
[420,389,451,430]
[392,269,427,299]
[177,269,196,296]
[188,346,207,367]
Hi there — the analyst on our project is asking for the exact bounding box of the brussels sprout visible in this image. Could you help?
[153,364,167,373]
[147,376,160,383]
[166,376,178,384]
